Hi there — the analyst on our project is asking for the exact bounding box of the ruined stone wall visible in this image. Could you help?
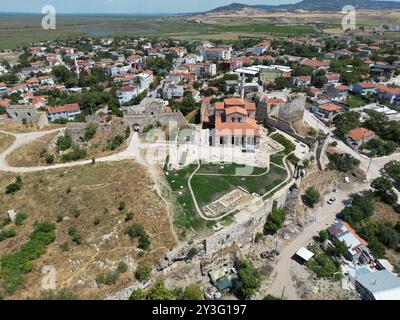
[279,96,306,124]
[6,105,41,124]
[204,191,288,254]
[123,111,188,132]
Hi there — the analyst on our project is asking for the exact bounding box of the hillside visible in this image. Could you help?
[205,0,400,14]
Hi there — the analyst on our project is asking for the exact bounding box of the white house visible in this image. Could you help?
[47,103,81,122]
[117,85,138,104]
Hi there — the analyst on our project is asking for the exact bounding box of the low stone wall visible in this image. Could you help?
[264,116,316,150]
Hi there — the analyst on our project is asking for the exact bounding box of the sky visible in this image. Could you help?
[0,0,300,14]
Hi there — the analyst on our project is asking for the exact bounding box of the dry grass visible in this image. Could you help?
[293,121,312,137]
[372,201,400,225]
[0,161,176,299]
[0,122,65,134]
[0,133,15,154]
[83,130,127,160]
[6,132,59,167]
[5,128,129,167]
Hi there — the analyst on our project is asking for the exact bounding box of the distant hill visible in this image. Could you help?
[204,0,400,14]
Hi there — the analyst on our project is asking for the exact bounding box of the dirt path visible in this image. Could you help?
[265,182,369,300]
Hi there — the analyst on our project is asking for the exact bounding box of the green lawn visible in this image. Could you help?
[165,162,288,232]
[346,93,368,108]
[196,163,268,175]
[192,164,287,208]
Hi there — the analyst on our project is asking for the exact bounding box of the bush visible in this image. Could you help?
[319,230,329,242]
[84,123,97,140]
[93,217,100,226]
[135,264,151,282]
[73,210,81,218]
[236,259,262,298]
[61,148,87,162]
[68,227,82,245]
[56,135,72,151]
[96,262,128,286]
[182,284,203,300]
[60,242,70,252]
[45,154,55,164]
[118,201,126,211]
[264,208,287,235]
[306,247,341,279]
[108,135,124,150]
[129,288,145,300]
[125,223,151,250]
[125,212,134,222]
[5,176,23,194]
[328,153,360,172]
[15,212,28,226]
[0,230,16,242]
[0,222,56,295]
[254,232,264,243]
[303,187,320,208]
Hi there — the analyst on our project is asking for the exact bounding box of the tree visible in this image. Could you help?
[264,208,286,235]
[129,288,145,300]
[327,153,360,172]
[182,284,203,300]
[135,264,151,282]
[332,111,361,137]
[319,230,329,242]
[303,187,320,208]
[236,259,262,298]
[377,223,399,249]
[371,177,398,205]
[84,123,97,141]
[384,161,400,183]
[147,281,174,300]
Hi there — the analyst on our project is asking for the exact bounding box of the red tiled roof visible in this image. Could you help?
[48,103,80,114]
[319,104,343,113]
[300,59,331,68]
[225,106,248,116]
[347,127,375,141]
[358,82,375,89]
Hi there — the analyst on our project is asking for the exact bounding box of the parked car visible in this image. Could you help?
[327,197,336,205]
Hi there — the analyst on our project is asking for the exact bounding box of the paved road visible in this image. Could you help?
[265,182,369,300]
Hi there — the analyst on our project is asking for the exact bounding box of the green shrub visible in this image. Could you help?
[108,135,124,151]
[135,264,151,282]
[85,123,97,140]
[264,208,286,235]
[0,222,56,295]
[15,212,28,226]
[125,223,151,250]
[5,176,23,194]
[61,149,87,162]
[0,230,16,241]
[56,135,73,151]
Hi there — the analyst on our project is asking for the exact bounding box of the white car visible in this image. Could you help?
[327,197,336,205]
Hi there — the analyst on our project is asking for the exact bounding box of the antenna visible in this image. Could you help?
[74,57,80,78]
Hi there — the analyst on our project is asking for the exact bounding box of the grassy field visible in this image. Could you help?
[165,162,288,232]
[6,132,59,167]
[0,14,319,49]
[0,161,176,299]
[0,11,398,49]
[191,164,287,208]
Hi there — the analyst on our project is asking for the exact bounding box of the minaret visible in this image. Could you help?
[74,57,80,78]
